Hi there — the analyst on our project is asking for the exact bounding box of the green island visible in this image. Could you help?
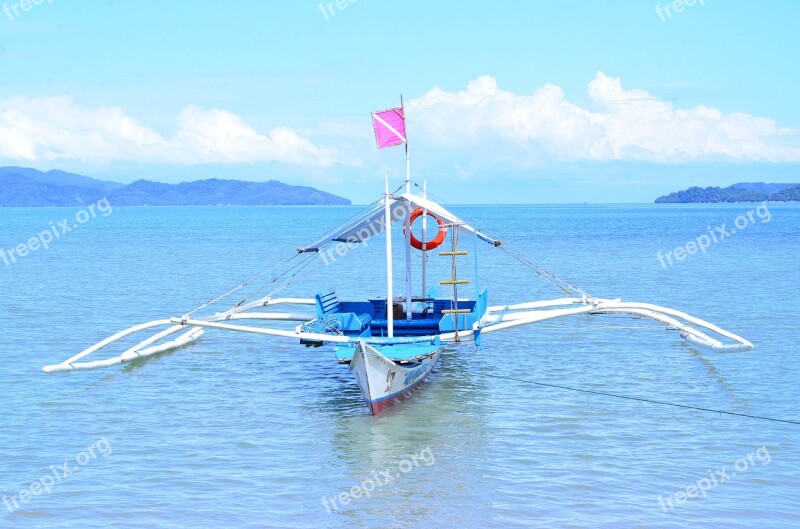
[655,182,800,203]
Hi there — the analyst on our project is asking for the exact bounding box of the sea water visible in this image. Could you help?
[0,203,798,528]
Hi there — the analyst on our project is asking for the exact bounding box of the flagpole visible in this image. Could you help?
[403,95,411,194]
[402,95,412,320]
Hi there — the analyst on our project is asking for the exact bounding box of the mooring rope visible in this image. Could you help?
[474,371,800,426]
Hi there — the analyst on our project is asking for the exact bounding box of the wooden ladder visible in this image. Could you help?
[440,227,470,342]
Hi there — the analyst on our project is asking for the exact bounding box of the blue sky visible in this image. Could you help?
[1,0,798,203]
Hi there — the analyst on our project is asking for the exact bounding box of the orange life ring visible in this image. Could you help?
[403,208,447,251]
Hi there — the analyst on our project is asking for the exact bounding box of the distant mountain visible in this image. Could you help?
[1,166,124,193]
[0,167,124,206]
[0,167,351,206]
[105,178,350,206]
[655,182,800,203]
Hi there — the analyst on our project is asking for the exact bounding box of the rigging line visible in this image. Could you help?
[263,251,330,299]
[499,241,594,299]
[485,236,588,297]
[474,371,800,426]
[235,250,322,307]
[231,195,392,308]
[183,252,299,317]
[230,251,326,310]
[414,183,593,299]
[189,199,389,316]
[262,241,365,300]
[231,190,400,308]
[498,245,591,298]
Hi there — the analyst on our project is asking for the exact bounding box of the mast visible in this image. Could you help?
[403,95,411,194]
[404,203,412,319]
[402,95,412,319]
[422,179,427,298]
[384,173,394,338]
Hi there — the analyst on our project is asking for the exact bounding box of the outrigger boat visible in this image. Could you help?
[42,102,754,415]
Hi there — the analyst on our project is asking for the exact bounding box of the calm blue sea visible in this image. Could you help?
[0,202,798,528]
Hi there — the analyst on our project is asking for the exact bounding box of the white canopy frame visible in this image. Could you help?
[297,193,501,253]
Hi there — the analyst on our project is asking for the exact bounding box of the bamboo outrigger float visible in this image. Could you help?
[42,102,753,415]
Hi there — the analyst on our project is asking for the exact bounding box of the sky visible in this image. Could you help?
[0,0,798,204]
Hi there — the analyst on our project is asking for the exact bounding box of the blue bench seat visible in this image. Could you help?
[314,290,373,334]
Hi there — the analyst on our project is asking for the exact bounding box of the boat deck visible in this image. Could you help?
[307,290,486,341]
[334,343,441,364]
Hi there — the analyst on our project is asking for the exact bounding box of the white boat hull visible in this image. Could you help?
[348,341,442,415]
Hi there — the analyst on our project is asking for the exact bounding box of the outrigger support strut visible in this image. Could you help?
[479,297,752,353]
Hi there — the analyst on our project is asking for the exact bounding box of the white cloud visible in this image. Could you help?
[3,76,796,175]
[0,96,358,167]
[408,73,800,163]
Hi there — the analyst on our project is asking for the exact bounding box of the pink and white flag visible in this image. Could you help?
[371,107,406,149]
